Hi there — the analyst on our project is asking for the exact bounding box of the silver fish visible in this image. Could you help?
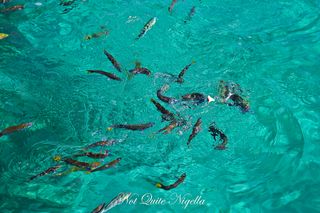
[104,193,131,212]
[136,17,157,40]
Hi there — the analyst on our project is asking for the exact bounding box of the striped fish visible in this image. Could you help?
[136,17,157,40]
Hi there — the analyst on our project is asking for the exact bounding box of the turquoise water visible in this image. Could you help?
[1,0,320,212]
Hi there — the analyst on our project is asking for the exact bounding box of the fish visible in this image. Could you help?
[29,165,61,181]
[129,67,151,76]
[0,4,24,13]
[150,98,175,121]
[158,120,178,134]
[0,33,9,40]
[0,122,33,138]
[168,0,178,13]
[136,17,157,40]
[187,118,202,146]
[184,6,196,23]
[73,150,109,159]
[85,140,117,149]
[108,123,154,131]
[60,0,75,6]
[181,93,206,105]
[90,157,121,173]
[103,192,131,212]
[208,123,228,150]
[156,84,177,104]
[156,173,186,190]
[63,158,91,169]
[229,94,250,112]
[85,30,109,40]
[176,61,195,83]
[87,70,121,81]
[91,203,105,213]
[103,50,122,72]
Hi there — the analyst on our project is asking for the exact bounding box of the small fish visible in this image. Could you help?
[91,203,105,213]
[0,122,33,138]
[208,123,228,150]
[103,50,122,72]
[156,173,186,190]
[60,0,75,6]
[85,30,109,40]
[108,123,154,131]
[168,0,178,13]
[150,98,175,121]
[229,94,250,112]
[184,6,196,23]
[129,67,151,76]
[0,4,24,13]
[187,118,202,146]
[176,61,195,83]
[85,140,117,149]
[158,120,178,134]
[73,150,109,159]
[136,17,157,40]
[156,84,177,104]
[63,158,91,169]
[0,33,9,40]
[103,192,131,212]
[87,70,121,81]
[90,157,121,173]
[29,165,61,181]
[181,93,206,105]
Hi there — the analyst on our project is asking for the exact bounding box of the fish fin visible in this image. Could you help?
[155,183,162,188]
[135,60,141,68]
[106,127,113,131]
[191,60,196,64]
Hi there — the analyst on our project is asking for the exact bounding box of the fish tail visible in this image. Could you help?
[106,127,113,131]
[155,183,163,188]
[191,60,196,64]
[87,70,93,74]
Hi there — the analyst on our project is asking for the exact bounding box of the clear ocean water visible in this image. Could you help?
[1,0,320,212]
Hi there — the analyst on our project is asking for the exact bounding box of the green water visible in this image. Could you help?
[1,0,320,212]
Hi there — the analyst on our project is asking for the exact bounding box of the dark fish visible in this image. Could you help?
[0,122,33,138]
[74,150,109,159]
[208,123,228,150]
[91,203,105,213]
[136,17,157,40]
[63,158,91,169]
[184,6,196,23]
[29,165,61,181]
[168,0,178,13]
[60,0,75,6]
[87,70,121,81]
[109,123,154,131]
[129,67,151,76]
[85,140,116,149]
[187,118,202,146]
[229,94,250,112]
[182,93,206,105]
[176,61,195,83]
[150,98,175,121]
[103,50,122,72]
[156,85,177,104]
[90,157,121,173]
[156,173,186,190]
[0,4,24,13]
[158,120,178,134]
